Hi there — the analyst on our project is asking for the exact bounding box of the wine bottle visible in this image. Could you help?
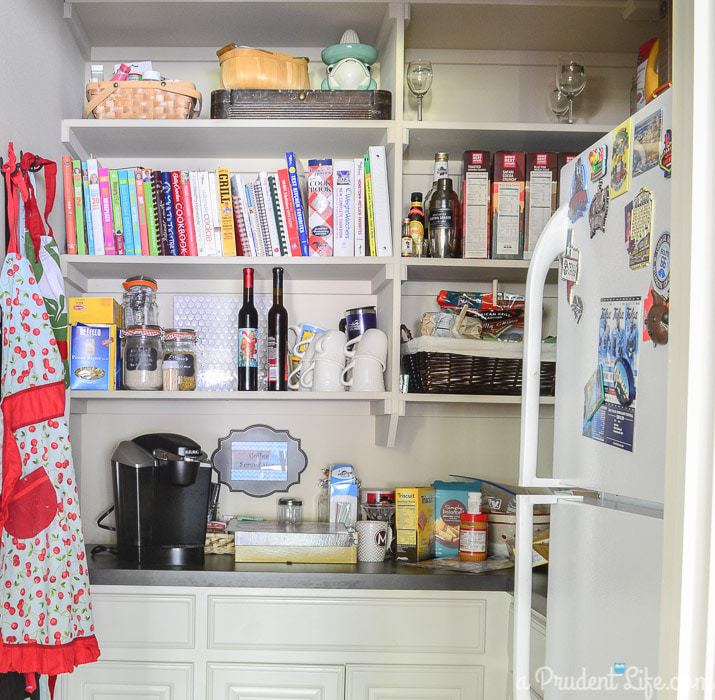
[267,266,288,391]
[237,267,258,391]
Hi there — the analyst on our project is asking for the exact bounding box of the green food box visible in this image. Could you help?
[433,480,482,558]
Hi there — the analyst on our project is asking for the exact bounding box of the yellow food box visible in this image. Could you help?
[68,297,123,327]
[395,486,435,562]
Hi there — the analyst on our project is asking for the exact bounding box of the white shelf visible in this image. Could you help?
[62,119,394,160]
[402,393,554,405]
[403,121,612,160]
[402,258,558,284]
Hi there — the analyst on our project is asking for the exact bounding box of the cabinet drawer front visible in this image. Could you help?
[60,660,193,700]
[207,663,344,700]
[346,665,483,700]
[208,594,486,655]
[92,592,195,649]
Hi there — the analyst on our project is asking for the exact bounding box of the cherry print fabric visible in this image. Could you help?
[0,145,99,674]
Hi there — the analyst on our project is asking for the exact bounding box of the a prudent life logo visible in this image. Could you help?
[517,665,713,699]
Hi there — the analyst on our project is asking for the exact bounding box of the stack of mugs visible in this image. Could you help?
[289,328,388,392]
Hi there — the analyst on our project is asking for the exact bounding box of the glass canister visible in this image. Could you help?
[277,497,303,526]
[122,276,159,327]
[163,328,197,391]
[361,489,396,559]
[123,325,163,390]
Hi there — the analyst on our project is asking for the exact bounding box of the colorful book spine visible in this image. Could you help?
[198,171,219,256]
[118,169,136,255]
[207,172,222,256]
[354,157,366,256]
[143,169,159,256]
[230,174,253,256]
[364,154,376,257]
[160,171,179,255]
[286,152,309,256]
[259,172,281,256]
[86,158,105,255]
[180,170,198,256]
[170,171,190,256]
[252,179,274,256]
[127,170,142,256]
[81,162,94,255]
[269,174,289,256]
[243,181,263,256]
[277,168,300,256]
[307,158,334,256]
[216,167,237,256]
[109,169,124,255]
[62,156,77,254]
[188,171,207,256]
[151,170,169,255]
[71,160,86,255]
[368,146,393,257]
[135,168,150,256]
[333,159,354,257]
[98,168,116,255]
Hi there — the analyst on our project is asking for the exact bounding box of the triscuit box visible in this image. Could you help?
[433,481,481,558]
[395,487,435,562]
[69,324,120,390]
[68,297,123,327]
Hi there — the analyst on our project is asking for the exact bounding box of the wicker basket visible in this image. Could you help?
[84,80,202,119]
[217,45,310,90]
[402,331,556,396]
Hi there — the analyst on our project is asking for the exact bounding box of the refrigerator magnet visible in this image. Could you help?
[652,231,671,295]
[626,188,654,270]
[660,129,672,178]
[568,157,589,222]
[589,180,609,238]
[643,288,669,346]
[614,357,636,407]
[632,110,663,177]
[588,145,608,181]
[610,118,632,199]
[570,294,584,323]
[583,365,605,423]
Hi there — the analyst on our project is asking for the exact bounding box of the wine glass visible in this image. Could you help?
[556,54,586,124]
[548,88,570,122]
[406,60,433,121]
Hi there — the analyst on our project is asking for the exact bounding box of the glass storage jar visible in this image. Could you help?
[163,328,197,391]
[122,276,159,327]
[277,497,303,526]
[123,325,163,390]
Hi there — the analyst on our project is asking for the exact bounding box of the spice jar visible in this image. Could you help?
[459,491,488,562]
[123,325,163,390]
[122,276,159,327]
[163,328,197,391]
[277,497,303,526]
[162,359,180,391]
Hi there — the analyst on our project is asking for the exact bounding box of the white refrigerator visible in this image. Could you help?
[514,92,672,698]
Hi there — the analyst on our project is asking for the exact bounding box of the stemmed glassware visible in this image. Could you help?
[548,88,570,122]
[555,54,586,124]
[406,60,433,121]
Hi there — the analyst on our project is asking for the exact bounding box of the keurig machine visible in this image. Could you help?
[107,433,213,566]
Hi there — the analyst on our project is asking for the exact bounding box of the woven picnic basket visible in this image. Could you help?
[84,80,202,119]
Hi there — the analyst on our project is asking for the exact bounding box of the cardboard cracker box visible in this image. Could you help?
[524,152,558,259]
[461,150,491,259]
[68,297,123,327]
[395,486,435,562]
[433,480,481,558]
[490,151,525,260]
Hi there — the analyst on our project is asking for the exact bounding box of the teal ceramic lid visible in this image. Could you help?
[322,42,378,66]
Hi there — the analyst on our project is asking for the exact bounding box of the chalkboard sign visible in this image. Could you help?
[210,425,307,497]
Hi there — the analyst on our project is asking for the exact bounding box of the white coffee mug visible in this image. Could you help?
[302,357,345,392]
[356,520,393,562]
[289,323,325,359]
[314,329,348,361]
[341,355,385,391]
[290,332,323,391]
[344,328,388,362]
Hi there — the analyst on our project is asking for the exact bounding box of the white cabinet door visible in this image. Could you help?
[346,665,483,700]
[207,663,345,700]
[59,661,193,700]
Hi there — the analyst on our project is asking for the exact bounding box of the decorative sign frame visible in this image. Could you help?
[210,424,308,497]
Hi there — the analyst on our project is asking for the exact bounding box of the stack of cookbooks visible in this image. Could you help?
[61,148,392,258]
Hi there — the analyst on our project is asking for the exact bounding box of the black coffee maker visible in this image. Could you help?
[105,433,213,567]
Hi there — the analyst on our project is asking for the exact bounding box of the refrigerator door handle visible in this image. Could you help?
[519,205,569,487]
[513,493,582,700]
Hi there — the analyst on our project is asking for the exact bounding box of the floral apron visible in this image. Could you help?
[0,144,99,680]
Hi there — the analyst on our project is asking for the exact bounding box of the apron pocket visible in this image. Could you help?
[5,467,58,539]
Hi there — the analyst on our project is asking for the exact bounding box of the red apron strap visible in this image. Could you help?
[1,142,26,255]
[21,151,57,239]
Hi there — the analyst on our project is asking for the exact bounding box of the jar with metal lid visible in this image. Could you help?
[122,276,159,327]
[163,328,197,391]
[123,325,163,390]
[277,497,303,526]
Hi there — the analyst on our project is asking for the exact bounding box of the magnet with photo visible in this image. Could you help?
[660,128,672,178]
[589,180,609,238]
[632,110,662,177]
[588,145,608,182]
[610,118,632,199]
[568,156,589,222]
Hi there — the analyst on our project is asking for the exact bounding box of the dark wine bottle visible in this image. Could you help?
[237,267,258,391]
[267,266,288,391]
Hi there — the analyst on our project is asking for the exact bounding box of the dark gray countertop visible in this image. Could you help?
[87,546,549,613]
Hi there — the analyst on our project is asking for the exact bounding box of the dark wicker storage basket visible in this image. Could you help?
[401,330,556,396]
